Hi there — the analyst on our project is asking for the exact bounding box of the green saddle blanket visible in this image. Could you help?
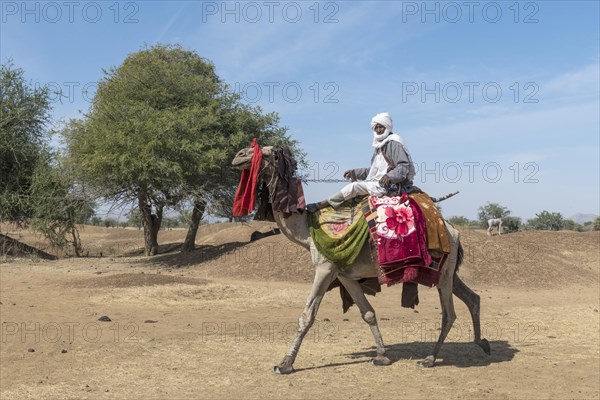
[307,197,370,269]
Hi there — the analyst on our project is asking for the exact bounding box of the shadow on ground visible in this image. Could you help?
[292,340,517,373]
[133,242,250,268]
[346,340,517,368]
[0,234,58,260]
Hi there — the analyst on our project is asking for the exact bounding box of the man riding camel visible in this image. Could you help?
[307,112,416,212]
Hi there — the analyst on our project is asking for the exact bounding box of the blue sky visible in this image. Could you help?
[2,0,599,220]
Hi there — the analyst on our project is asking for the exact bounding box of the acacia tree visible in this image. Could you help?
[64,45,302,255]
[0,61,51,225]
[1,62,95,254]
[65,45,220,255]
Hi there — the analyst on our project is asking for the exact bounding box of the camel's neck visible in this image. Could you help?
[273,209,311,250]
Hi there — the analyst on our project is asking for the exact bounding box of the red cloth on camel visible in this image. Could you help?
[232,139,262,217]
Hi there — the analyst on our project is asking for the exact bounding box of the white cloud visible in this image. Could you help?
[545,63,600,91]
[543,63,600,102]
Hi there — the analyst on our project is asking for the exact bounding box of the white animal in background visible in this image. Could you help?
[487,218,503,236]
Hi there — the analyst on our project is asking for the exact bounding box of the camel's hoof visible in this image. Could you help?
[273,355,294,374]
[273,365,294,374]
[370,356,392,366]
[479,338,491,355]
[417,355,435,368]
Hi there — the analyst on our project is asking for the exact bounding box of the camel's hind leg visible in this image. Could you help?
[418,278,457,367]
[273,262,337,375]
[453,274,491,355]
[418,222,459,368]
[337,276,391,366]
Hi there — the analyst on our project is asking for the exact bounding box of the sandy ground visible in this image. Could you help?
[1,224,599,399]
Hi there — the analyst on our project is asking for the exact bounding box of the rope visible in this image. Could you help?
[302,179,378,183]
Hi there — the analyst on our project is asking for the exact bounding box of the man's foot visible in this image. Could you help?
[306,200,330,213]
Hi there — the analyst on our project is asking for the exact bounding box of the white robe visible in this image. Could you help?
[339,149,390,201]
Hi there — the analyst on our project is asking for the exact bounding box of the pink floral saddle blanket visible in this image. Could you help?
[362,194,448,287]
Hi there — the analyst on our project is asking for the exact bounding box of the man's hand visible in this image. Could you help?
[344,170,356,181]
[379,175,391,188]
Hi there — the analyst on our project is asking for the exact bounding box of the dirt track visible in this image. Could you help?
[1,224,599,399]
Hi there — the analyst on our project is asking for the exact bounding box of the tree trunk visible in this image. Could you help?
[71,226,82,257]
[182,199,205,252]
[138,192,159,256]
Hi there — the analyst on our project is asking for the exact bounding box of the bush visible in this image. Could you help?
[563,220,584,232]
[526,211,565,231]
[447,216,470,226]
[103,218,119,228]
[501,216,522,233]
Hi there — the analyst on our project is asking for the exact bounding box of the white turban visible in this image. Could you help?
[371,112,393,132]
[371,112,395,147]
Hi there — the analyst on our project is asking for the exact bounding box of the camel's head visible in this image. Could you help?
[231,144,302,220]
[231,146,274,170]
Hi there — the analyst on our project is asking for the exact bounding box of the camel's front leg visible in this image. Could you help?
[337,276,391,366]
[273,262,337,374]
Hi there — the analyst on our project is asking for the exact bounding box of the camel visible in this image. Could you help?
[487,218,502,236]
[232,145,490,373]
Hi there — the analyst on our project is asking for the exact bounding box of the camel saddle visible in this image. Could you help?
[314,191,451,311]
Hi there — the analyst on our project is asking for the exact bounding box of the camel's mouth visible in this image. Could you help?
[232,159,252,170]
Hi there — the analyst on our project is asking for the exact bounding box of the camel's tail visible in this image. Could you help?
[431,191,459,203]
[456,241,464,274]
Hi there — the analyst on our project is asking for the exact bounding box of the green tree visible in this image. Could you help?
[29,151,94,256]
[477,202,511,227]
[447,216,470,226]
[593,217,600,231]
[526,211,565,231]
[0,61,52,225]
[64,45,302,255]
